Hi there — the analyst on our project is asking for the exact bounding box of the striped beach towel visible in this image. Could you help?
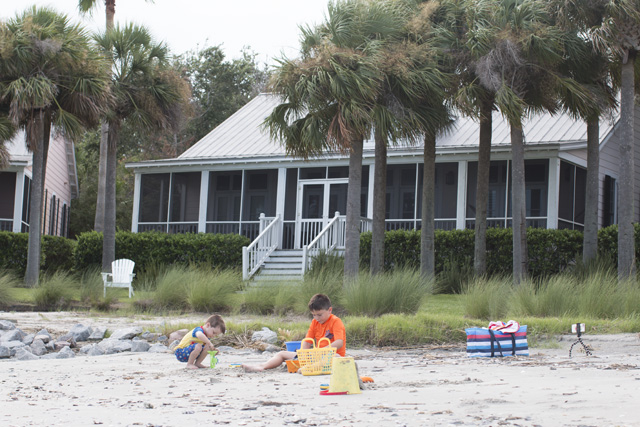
[465,326,529,357]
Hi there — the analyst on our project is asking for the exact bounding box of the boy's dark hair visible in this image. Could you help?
[308,293,332,311]
[205,314,226,334]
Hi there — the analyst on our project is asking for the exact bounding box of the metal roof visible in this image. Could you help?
[156,93,616,165]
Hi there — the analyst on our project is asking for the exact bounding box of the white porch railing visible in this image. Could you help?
[301,213,372,274]
[242,214,282,281]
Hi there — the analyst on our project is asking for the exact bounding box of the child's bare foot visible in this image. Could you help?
[186,364,199,370]
[195,363,207,369]
[242,364,264,372]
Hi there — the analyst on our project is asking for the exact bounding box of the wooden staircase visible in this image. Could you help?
[251,249,303,283]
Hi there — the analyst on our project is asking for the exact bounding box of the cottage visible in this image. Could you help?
[0,131,76,237]
[126,93,639,279]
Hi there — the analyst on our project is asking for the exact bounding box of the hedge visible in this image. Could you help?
[74,231,250,271]
[361,227,586,278]
[0,232,75,277]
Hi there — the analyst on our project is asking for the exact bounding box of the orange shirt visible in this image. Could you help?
[306,314,346,357]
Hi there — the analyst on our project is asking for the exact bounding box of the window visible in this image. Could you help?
[139,174,170,222]
[169,172,201,222]
[558,161,586,230]
[602,175,617,227]
[0,172,16,220]
[21,176,31,231]
[386,164,416,219]
[243,170,277,220]
[208,171,242,221]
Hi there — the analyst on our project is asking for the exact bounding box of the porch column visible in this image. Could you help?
[367,164,374,218]
[547,157,560,229]
[12,171,25,233]
[131,173,141,232]
[276,168,287,248]
[456,160,468,229]
[198,171,209,233]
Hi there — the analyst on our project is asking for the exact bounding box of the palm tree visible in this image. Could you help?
[471,0,591,284]
[95,24,190,270]
[554,0,640,279]
[266,0,392,280]
[0,7,111,285]
[77,0,153,233]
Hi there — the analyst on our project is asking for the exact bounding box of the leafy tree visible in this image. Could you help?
[95,24,190,270]
[177,45,268,144]
[554,0,640,280]
[0,6,111,285]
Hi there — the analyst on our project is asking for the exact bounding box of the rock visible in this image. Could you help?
[251,327,277,344]
[110,327,143,340]
[0,320,16,330]
[4,340,26,356]
[30,339,47,356]
[86,345,105,357]
[168,329,188,342]
[21,333,34,345]
[88,327,107,341]
[168,340,180,351]
[217,346,235,352]
[156,335,168,343]
[141,331,161,341]
[148,344,170,353]
[34,329,52,343]
[45,341,56,351]
[56,346,75,359]
[15,348,39,361]
[68,324,93,342]
[131,341,151,352]
[264,344,280,352]
[97,339,132,354]
[0,345,10,358]
[54,341,71,351]
[1,329,23,342]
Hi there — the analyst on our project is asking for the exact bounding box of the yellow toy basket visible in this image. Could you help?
[296,337,336,376]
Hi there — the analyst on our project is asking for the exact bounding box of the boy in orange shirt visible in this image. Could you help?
[242,294,345,372]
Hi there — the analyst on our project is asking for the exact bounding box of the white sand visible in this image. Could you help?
[1,313,640,426]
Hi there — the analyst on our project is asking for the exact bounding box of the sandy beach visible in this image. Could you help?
[1,312,639,427]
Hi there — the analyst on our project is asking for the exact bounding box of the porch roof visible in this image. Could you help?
[127,93,617,169]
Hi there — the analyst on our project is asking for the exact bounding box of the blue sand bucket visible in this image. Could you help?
[285,341,302,352]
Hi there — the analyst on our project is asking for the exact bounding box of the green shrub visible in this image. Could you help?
[436,256,474,294]
[342,268,430,316]
[0,232,75,278]
[74,231,249,272]
[299,263,343,314]
[462,276,512,320]
[0,232,29,276]
[33,271,77,310]
[42,236,76,273]
[273,284,299,315]
[153,266,190,310]
[241,285,276,314]
[187,268,241,312]
[0,271,18,308]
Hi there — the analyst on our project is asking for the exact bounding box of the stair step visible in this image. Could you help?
[266,256,302,263]
[253,275,302,283]
[263,263,303,270]
[260,269,302,276]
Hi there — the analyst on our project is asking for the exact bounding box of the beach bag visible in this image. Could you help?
[296,337,336,376]
[465,325,529,357]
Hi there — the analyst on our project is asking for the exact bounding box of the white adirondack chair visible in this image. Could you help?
[102,259,136,298]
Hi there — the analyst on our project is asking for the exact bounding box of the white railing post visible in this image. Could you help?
[242,246,249,281]
[242,214,281,281]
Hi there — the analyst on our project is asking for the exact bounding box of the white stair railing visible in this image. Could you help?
[242,214,281,281]
[302,212,344,274]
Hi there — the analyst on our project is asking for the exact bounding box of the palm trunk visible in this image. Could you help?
[25,111,46,286]
[617,50,636,280]
[94,122,108,232]
[102,123,118,271]
[106,0,115,29]
[370,127,387,275]
[583,118,600,264]
[344,136,363,280]
[420,133,436,279]
[474,100,492,276]
[510,123,527,285]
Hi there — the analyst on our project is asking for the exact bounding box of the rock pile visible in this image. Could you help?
[0,319,170,361]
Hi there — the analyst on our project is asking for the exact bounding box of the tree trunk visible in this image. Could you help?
[106,0,115,29]
[102,123,118,272]
[370,127,387,275]
[474,100,492,276]
[510,123,527,285]
[344,136,363,280]
[94,122,108,232]
[25,111,46,287]
[420,133,436,279]
[617,50,636,280]
[583,118,600,264]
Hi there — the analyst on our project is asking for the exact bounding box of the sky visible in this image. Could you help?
[2,0,331,65]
